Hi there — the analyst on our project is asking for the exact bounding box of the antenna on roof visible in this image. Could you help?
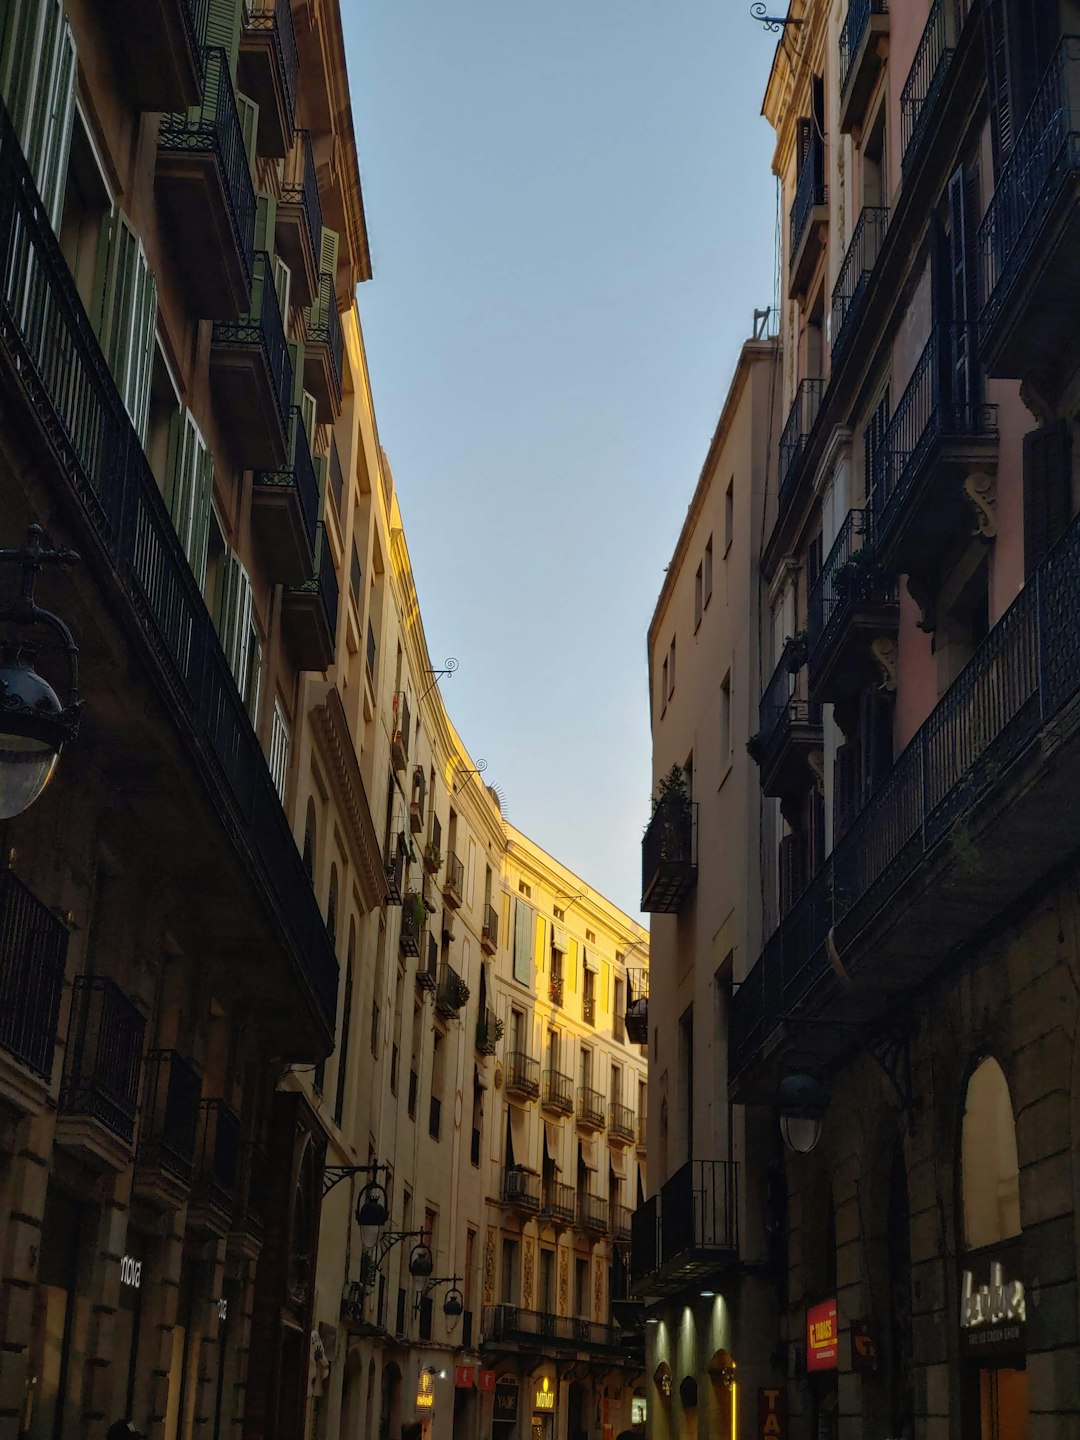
[753,307,773,340]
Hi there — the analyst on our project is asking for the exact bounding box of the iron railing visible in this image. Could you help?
[305,269,343,402]
[391,691,410,762]
[612,1203,633,1242]
[286,522,339,648]
[840,0,888,97]
[870,326,997,550]
[630,1196,659,1283]
[281,128,322,269]
[482,903,499,950]
[582,992,596,1025]
[61,976,145,1140]
[329,435,345,522]
[476,1007,500,1055]
[549,972,564,1006]
[578,1190,609,1232]
[192,1098,240,1209]
[506,1049,540,1098]
[900,0,954,168]
[0,112,339,1040]
[778,379,824,511]
[661,1160,739,1259]
[482,1305,627,1352]
[182,0,210,57]
[159,47,255,289]
[399,897,424,958]
[244,0,299,128]
[759,648,821,755]
[641,798,698,912]
[213,250,292,445]
[385,831,407,904]
[543,1068,574,1113]
[831,206,888,358]
[626,967,649,1043]
[0,869,68,1081]
[790,130,826,260]
[255,404,318,553]
[979,38,1080,337]
[137,1049,202,1182]
[444,850,464,900]
[503,1167,541,1210]
[542,1180,576,1222]
[577,1085,605,1129]
[730,510,1080,1078]
[609,1101,636,1142]
[808,508,897,661]
[436,961,467,1017]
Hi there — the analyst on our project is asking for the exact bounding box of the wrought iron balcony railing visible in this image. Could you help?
[243,0,299,135]
[212,250,293,447]
[253,404,319,564]
[482,1305,628,1353]
[612,1202,633,1242]
[391,691,410,767]
[542,1181,576,1222]
[0,869,68,1082]
[578,1190,609,1232]
[0,111,339,1045]
[482,903,499,953]
[790,131,827,261]
[609,1101,636,1143]
[831,206,888,358]
[630,1161,739,1296]
[192,1098,241,1210]
[444,850,464,906]
[626,967,649,1044]
[305,269,344,405]
[758,648,821,762]
[577,1085,605,1130]
[543,1068,574,1114]
[807,507,897,663]
[137,1049,202,1183]
[582,992,596,1026]
[549,972,564,1006]
[476,1007,500,1055]
[159,46,256,288]
[503,1166,541,1211]
[506,1049,540,1099]
[641,798,698,913]
[900,0,954,170]
[778,378,824,512]
[840,0,888,97]
[281,128,322,270]
[435,961,468,1018]
[60,976,145,1141]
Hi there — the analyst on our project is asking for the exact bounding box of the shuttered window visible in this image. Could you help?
[269,698,290,799]
[165,409,214,588]
[1023,422,1073,577]
[237,91,260,173]
[216,548,255,697]
[204,0,242,70]
[95,209,157,444]
[513,899,534,986]
[0,0,76,229]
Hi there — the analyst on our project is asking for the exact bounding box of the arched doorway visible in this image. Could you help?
[380,1362,401,1440]
[959,1057,1027,1438]
[567,1379,586,1440]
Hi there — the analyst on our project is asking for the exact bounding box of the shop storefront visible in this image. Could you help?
[531,1372,556,1440]
[959,1242,1027,1439]
[805,1299,837,1440]
[22,1188,84,1440]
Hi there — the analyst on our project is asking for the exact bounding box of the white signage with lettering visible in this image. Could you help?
[960,1259,1025,1343]
[120,1255,142,1290]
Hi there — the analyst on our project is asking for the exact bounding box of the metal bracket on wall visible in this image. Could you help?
[779,1013,920,1128]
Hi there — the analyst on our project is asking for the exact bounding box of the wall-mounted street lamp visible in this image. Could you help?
[414,1275,464,1319]
[0,526,81,819]
[777,1069,829,1155]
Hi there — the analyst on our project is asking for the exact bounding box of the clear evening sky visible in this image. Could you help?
[344,1,778,917]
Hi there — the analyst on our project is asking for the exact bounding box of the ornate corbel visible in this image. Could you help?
[905,571,938,636]
[807,749,826,793]
[964,470,997,540]
[870,636,898,692]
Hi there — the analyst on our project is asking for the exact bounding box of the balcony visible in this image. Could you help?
[777,379,824,516]
[476,1007,501,1055]
[417,936,438,992]
[0,112,339,1059]
[443,850,464,909]
[57,977,145,1170]
[436,962,469,1019]
[641,798,698,913]
[251,406,319,584]
[756,647,822,798]
[391,692,410,769]
[542,1069,574,1116]
[808,508,898,706]
[637,1115,647,1153]
[549,973,564,1006]
[503,1166,541,1213]
[506,1049,540,1102]
[304,271,344,420]
[135,1050,203,1208]
[831,206,888,359]
[626,967,648,1044]
[276,129,322,308]
[629,1161,739,1298]
[399,895,424,959]
[578,1191,609,1234]
[731,513,1080,1092]
[870,326,998,577]
[108,0,205,111]
[582,993,596,1026]
[609,1102,636,1146]
[385,831,407,905]
[900,0,955,172]
[156,46,256,319]
[481,1305,631,1357]
[839,0,889,134]
[612,1203,633,1243]
[238,0,299,158]
[577,1086,605,1132]
[282,523,338,671]
[210,251,293,470]
[979,38,1080,391]
[188,1099,241,1236]
[789,132,827,298]
[541,1180,576,1223]
[481,903,499,955]
[0,869,67,1111]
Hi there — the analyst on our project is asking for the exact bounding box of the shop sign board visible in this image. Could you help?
[758,1387,786,1440]
[416,1369,435,1413]
[455,1366,476,1389]
[494,1379,519,1423]
[850,1319,877,1374]
[959,1243,1026,1361]
[806,1299,838,1371]
[534,1377,555,1412]
[479,1371,497,1393]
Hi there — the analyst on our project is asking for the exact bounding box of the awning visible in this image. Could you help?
[578,1136,598,1171]
[609,1148,627,1179]
[552,924,568,953]
[544,1122,562,1171]
[509,1106,530,1167]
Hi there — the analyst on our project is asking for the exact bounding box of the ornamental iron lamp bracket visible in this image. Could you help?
[322,1160,389,1198]
[779,1014,920,1129]
[750,3,804,31]
[413,1274,464,1317]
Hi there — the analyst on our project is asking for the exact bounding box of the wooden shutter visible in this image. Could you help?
[301,389,318,446]
[2,0,75,230]
[245,624,263,720]
[166,410,213,587]
[216,548,254,691]
[319,225,339,282]
[96,210,157,443]
[273,255,291,318]
[513,900,533,986]
[204,0,242,70]
[778,832,807,915]
[237,91,260,173]
[254,192,276,252]
[1023,422,1074,576]
[984,0,1015,173]
[946,165,981,411]
[796,117,812,179]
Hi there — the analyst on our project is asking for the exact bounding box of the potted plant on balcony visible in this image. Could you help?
[785,629,809,672]
[449,973,471,1010]
[404,890,426,933]
[423,840,442,875]
[745,731,765,766]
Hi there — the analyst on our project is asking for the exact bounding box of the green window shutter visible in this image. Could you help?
[237,91,260,175]
[204,0,242,71]
[273,255,291,318]
[97,210,157,442]
[289,341,306,407]
[245,624,263,721]
[319,225,339,280]
[255,192,276,253]
[2,0,76,230]
[216,548,253,690]
[166,410,214,587]
[301,389,317,445]
[513,900,533,986]
[191,443,214,590]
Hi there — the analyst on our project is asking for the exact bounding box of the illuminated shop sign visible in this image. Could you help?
[757,1388,786,1440]
[416,1370,435,1412]
[534,1377,555,1412]
[960,1247,1026,1359]
[806,1299,838,1372]
[119,1255,142,1290]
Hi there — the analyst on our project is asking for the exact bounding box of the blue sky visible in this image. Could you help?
[344,1,778,917]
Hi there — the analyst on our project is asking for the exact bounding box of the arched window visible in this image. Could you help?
[334,922,355,1126]
[302,798,317,882]
[961,1056,1020,1250]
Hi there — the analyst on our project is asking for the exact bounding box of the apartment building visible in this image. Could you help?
[727,1,1080,1437]
[634,336,781,1440]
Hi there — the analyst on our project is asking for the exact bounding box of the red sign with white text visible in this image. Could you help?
[806,1299,838,1371]
[455,1366,476,1389]
[478,1370,497,1393]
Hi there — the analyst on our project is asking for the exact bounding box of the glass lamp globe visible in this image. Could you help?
[356,1183,389,1249]
[0,646,66,819]
[777,1071,828,1154]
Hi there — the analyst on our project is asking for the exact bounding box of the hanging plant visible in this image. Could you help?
[652,763,690,814]
[404,890,426,930]
[450,974,471,1010]
[746,732,765,765]
[423,841,443,874]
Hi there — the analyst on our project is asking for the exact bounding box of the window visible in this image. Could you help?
[720,671,732,767]
[165,410,214,588]
[694,562,703,631]
[0,0,76,229]
[518,879,532,899]
[724,479,734,553]
[269,698,290,800]
[513,899,534,986]
[96,208,157,443]
[553,906,565,921]
[704,535,714,606]
[214,546,256,701]
[668,637,676,698]
[585,928,596,944]
[661,655,669,714]
[333,937,355,1126]
[501,1240,520,1306]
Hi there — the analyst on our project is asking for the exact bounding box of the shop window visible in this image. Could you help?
[961,1057,1020,1250]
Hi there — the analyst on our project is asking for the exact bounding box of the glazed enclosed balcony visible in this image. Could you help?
[641,798,698,913]
[541,1180,576,1223]
[0,114,339,1059]
[481,903,499,955]
[57,977,145,1170]
[777,379,824,516]
[577,1085,605,1132]
[503,1166,541,1213]
[238,0,299,157]
[900,0,955,172]
[251,406,318,584]
[135,1050,203,1209]
[481,1305,630,1356]
[979,38,1080,392]
[0,869,68,1111]
[731,512,1080,1093]
[629,1161,739,1299]
[609,1101,636,1145]
[831,206,888,360]
[282,524,339,671]
[188,1099,240,1236]
[210,251,293,470]
[578,1190,609,1234]
[808,508,898,706]
[443,850,464,909]
[542,1068,574,1116]
[391,692,410,769]
[157,46,256,319]
[506,1049,541,1102]
[304,270,344,420]
[839,0,889,135]
[625,967,648,1044]
[109,0,206,111]
[755,646,823,798]
[789,129,828,298]
[276,129,322,308]
[869,326,998,578]
[435,962,469,1020]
